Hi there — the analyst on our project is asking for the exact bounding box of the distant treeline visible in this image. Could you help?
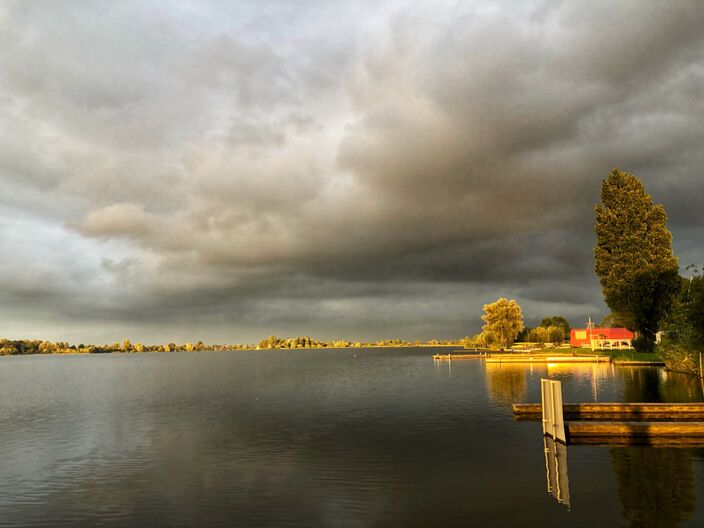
[0,336,464,356]
[254,335,460,349]
[0,339,252,356]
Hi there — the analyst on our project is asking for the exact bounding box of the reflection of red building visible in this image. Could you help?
[570,327,634,348]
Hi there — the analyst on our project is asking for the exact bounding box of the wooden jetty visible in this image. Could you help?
[432,353,485,360]
[612,359,666,366]
[486,355,606,364]
[513,402,704,421]
[527,379,704,445]
[488,352,566,358]
[567,421,704,444]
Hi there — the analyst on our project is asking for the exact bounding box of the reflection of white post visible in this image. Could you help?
[544,436,571,510]
[543,437,551,494]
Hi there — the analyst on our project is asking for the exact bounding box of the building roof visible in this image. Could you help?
[571,327,634,339]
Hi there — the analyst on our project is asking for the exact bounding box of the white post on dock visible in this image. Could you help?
[541,379,566,443]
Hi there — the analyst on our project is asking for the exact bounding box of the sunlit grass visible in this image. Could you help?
[593,349,662,362]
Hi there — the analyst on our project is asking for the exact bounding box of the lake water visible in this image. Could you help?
[1,348,704,527]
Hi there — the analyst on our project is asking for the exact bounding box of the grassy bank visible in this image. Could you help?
[658,343,703,376]
[499,346,662,363]
[593,349,662,362]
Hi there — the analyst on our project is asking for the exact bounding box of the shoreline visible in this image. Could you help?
[0,343,463,358]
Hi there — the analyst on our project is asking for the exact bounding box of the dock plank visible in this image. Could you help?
[432,354,485,360]
[567,421,704,441]
[612,360,666,366]
[486,356,606,364]
[513,402,704,421]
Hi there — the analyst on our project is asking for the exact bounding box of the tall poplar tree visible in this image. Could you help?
[594,169,680,351]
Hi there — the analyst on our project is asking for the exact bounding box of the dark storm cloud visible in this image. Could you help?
[1,0,703,343]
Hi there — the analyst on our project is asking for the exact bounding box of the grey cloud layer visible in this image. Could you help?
[1,0,702,343]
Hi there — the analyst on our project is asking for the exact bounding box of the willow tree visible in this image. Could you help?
[594,169,680,351]
[481,298,524,348]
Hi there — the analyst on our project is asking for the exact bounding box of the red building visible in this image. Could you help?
[570,327,634,348]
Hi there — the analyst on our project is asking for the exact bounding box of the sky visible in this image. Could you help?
[1,0,703,345]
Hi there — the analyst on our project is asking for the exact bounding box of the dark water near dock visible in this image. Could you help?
[1,348,704,527]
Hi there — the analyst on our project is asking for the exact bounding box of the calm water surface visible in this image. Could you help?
[1,348,704,527]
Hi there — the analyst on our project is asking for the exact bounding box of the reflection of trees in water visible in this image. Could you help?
[620,368,662,402]
[546,363,613,381]
[618,367,704,403]
[610,447,695,527]
[485,364,526,404]
[659,371,704,403]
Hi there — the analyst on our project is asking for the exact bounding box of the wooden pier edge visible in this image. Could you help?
[612,360,666,366]
[513,402,704,420]
[514,402,704,413]
[485,355,606,364]
[567,421,704,440]
[432,353,485,360]
[525,377,704,445]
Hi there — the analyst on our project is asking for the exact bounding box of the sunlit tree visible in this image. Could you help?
[480,298,524,349]
[540,316,570,334]
[528,327,547,345]
[546,326,565,344]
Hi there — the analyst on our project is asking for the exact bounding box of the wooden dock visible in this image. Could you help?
[486,355,606,364]
[432,353,485,360]
[513,402,704,420]
[566,421,704,444]
[489,351,565,356]
[433,351,666,365]
[527,378,704,446]
[612,360,666,366]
